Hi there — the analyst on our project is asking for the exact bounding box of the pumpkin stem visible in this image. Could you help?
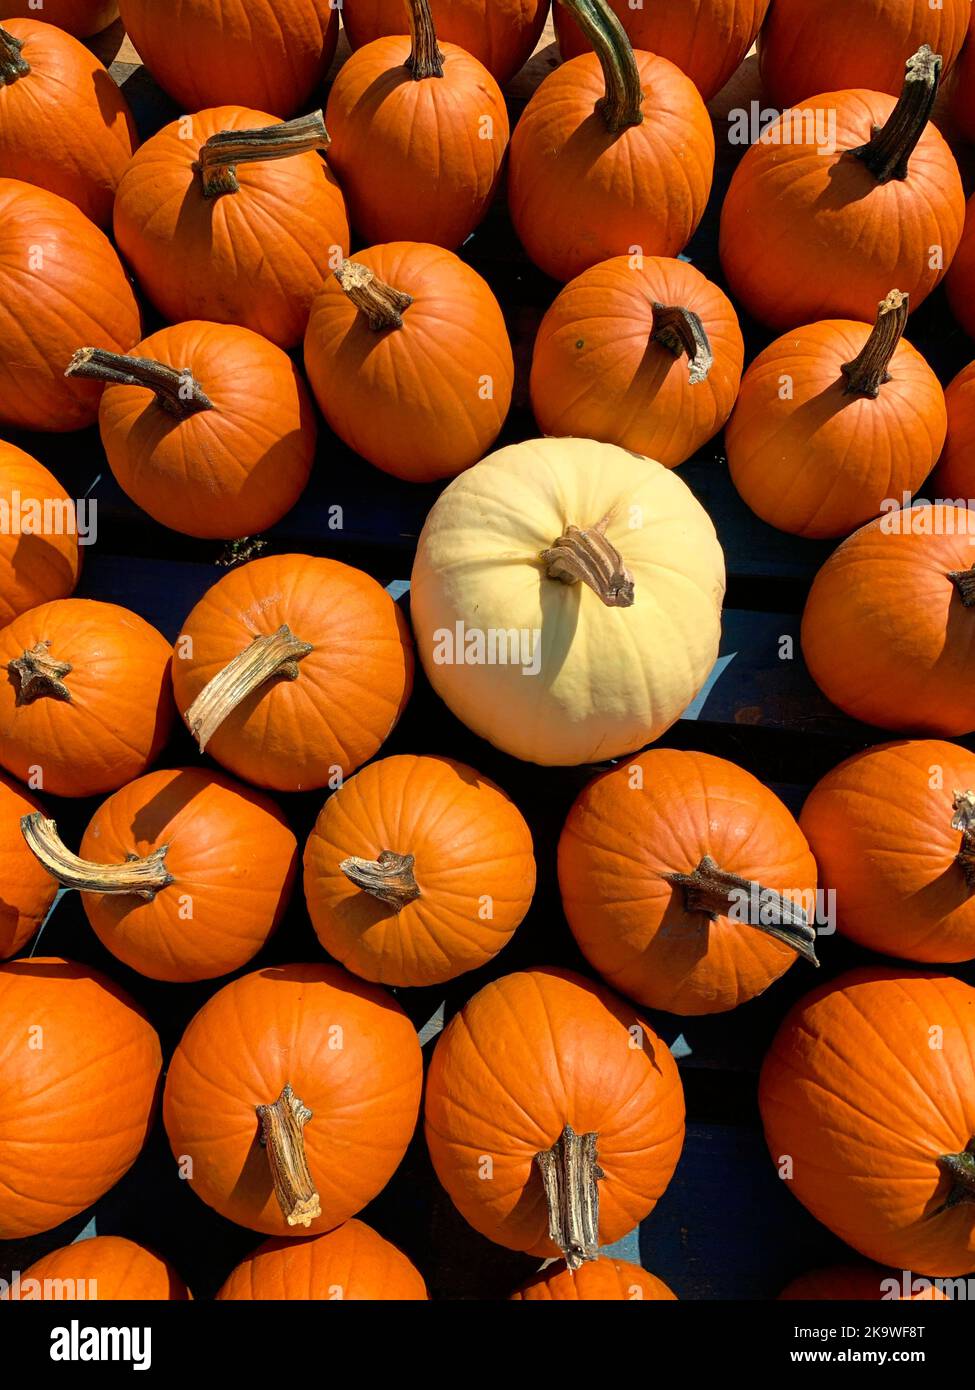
[840,291,910,398]
[20,813,174,901]
[558,0,644,132]
[541,516,635,608]
[849,45,941,183]
[197,110,330,198]
[6,641,72,707]
[0,24,30,84]
[651,302,714,384]
[405,0,444,79]
[936,1139,975,1209]
[256,1084,322,1229]
[950,791,975,891]
[182,625,314,753]
[334,261,414,331]
[665,855,820,966]
[948,565,975,607]
[340,850,422,908]
[66,347,214,419]
[535,1124,603,1271]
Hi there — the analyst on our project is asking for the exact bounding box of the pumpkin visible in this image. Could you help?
[0,179,140,432]
[171,554,413,793]
[759,966,975,1277]
[946,195,975,341]
[1,2,118,38]
[559,749,819,1016]
[163,963,423,1236]
[508,0,714,283]
[3,1236,190,1301]
[68,321,317,540]
[113,107,349,350]
[22,767,298,983]
[0,598,174,799]
[410,437,725,767]
[936,361,975,500]
[951,9,975,142]
[216,1220,428,1300]
[511,1257,677,1301]
[0,770,56,960]
[342,0,550,86]
[0,957,161,1239]
[303,243,513,483]
[719,47,965,330]
[758,0,970,109]
[303,754,536,987]
[325,0,508,250]
[0,440,81,624]
[800,504,975,736]
[117,0,339,119]
[779,1265,948,1301]
[555,0,770,101]
[726,290,947,539]
[530,254,744,469]
[425,967,685,1262]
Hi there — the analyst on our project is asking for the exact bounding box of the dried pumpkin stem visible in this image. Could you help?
[559,0,644,132]
[405,0,444,79]
[651,302,714,384]
[66,347,213,418]
[198,110,330,198]
[948,565,975,607]
[21,813,174,900]
[6,641,72,707]
[334,261,414,331]
[936,1138,975,1209]
[666,855,820,965]
[840,291,909,398]
[541,517,635,607]
[850,45,941,183]
[182,625,314,753]
[0,25,30,84]
[535,1124,603,1271]
[341,850,421,908]
[256,1084,322,1229]
[951,791,975,891]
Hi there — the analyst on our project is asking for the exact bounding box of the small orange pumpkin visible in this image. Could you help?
[0,770,56,960]
[4,1236,190,1301]
[946,194,975,342]
[2,2,118,37]
[935,361,975,501]
[0,440,81,624]
[511,1257,677,1301]
[779,1265,948,1300]
[216,1220,428,1300]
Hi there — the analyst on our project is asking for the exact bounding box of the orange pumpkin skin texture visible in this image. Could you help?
[216,1220,428,1300]
[759,967,975,1278]
[0,771,56,960]
[424,968,685,1258]
[117,0,339,119]
[2,2,118,37]
[91,321,316,540]
[511,1257,677,1301]
[163,963,423,1237]
[946,196,975,342]
[171,554,414,793]
[0,179,140,432]
[779,1264,948,1300]
[0,957,162,1240]
[558,749,817,1016]
[530,255,744,469]
[936,362,975,501]
[6,1237,190,1301]
[304,243,514,483]
[303,754,536,988]
[800,505,975,736]
[112,106,350,351]
[0,598,174,799]
[0,441,81,624]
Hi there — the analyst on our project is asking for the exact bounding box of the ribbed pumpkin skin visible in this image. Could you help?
[79,767,298,983]
[0,179,140,431]
[425,968,685,1256]
[800,740,975,964]
[0,441,81,624]
[0,958,162,1239]
[951,11,975,143]
[0,771,56,960]
[509,53,714,283]
[217,1221,428,1300]
[113,106,349,350]
[780,1265,948,1300]
[512,1257,677,1301]
[800,505,975,736]
[171,554,414,793]
[97,321,316,540]
[304,243,513,483]
[936,362,975,500]
[303,754,536,987]
[530,255,743,469]
[719,94,965,331]
[117,0,338,119]
[7,1237,190,1301]
[559,750,817,1015]
[0,598,174,798]
[2,2,118,37]
[760,968,975,1277]
[947,196,975,341]
[726,318,947,539]
[163,963,423,1236]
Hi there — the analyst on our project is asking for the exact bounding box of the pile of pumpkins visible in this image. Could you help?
[0,0,974,1302]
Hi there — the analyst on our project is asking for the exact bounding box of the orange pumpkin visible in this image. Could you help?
[425,968,685,1263]
[216,1220,428,1299]
[304,243,513,483]
[530,254,743,468]
[113,107,349,350]
[117,0,339,119]
[946,195,975,341]
[0,178,140,432]
[0,598,174,799]
[779,1265,948,1300]
[935,361,975,500]
[727,291,947,539]
[0,770,56,960]
[0,957,161,1239]
[22,767,298,983]
[163,963,423,1236]
[0,440,81,624]
[559,750,819,1016]
[2,2,118,38]
[4,1236,190,1301]
[760,967,975,1277]
[171,554,413,793]
[325,0,508,249]
[511,1257,677,1301]
[951,9,975,143]
[303,754,536,987]
[69,321,316,540]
